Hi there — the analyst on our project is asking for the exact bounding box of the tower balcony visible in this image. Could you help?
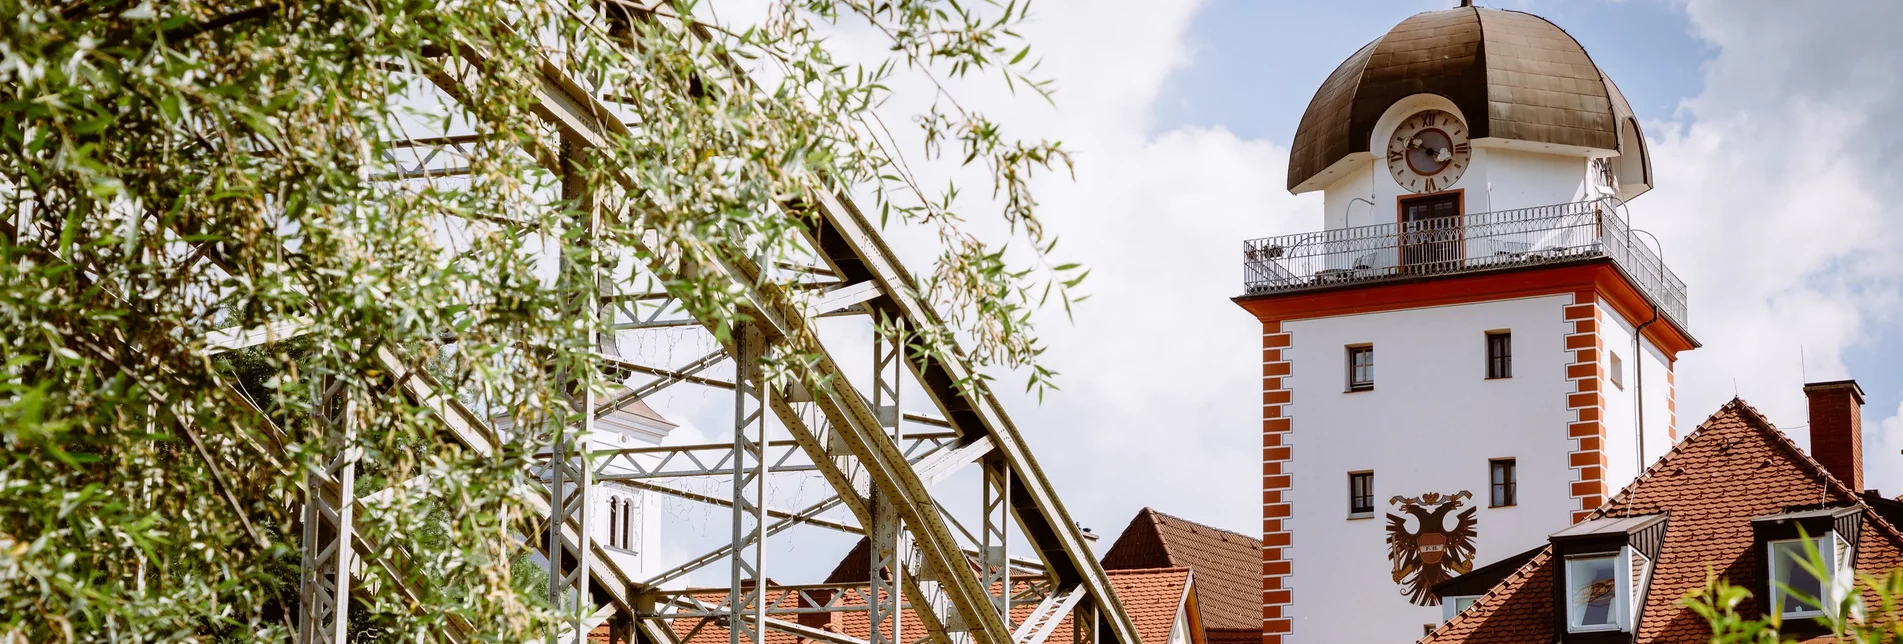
[1241,199,1688,327]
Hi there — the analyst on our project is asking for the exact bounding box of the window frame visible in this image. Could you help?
[1346,344,1375,392]
[608,498,621,548]
[1768,536,1835,619]
[1347,471,1375,518]
[622,498,636,551]
[1489,458,1517,507]
[1608,351,1624,390]
[1485,331,1512,379]
[1563,551,1631,634]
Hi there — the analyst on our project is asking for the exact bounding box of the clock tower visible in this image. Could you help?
[1234,5,1698,642]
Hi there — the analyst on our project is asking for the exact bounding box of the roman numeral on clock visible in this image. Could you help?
[1454,143,1470,153]
[1390,151,1404,162]
[1424,178,1438,192]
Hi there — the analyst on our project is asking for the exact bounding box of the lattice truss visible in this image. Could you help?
[2,3,1140,644]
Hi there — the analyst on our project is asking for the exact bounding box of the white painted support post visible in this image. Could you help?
[869,320,905,644]
[981,455,1012,624]
[548,139,598,644]
[730,324,770,644]
[299,375,357,644]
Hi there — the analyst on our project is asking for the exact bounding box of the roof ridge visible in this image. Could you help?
[1105,566,1192,576]
[1430,400,1825,643]
[1641,398,1903,545]
[1145,509,1259,544]
[1135,508,1179,568]
[1425,398,1903,644]
[1584,400,1742,522]
[1420,548,1554,643]
[1728,398,1903,545]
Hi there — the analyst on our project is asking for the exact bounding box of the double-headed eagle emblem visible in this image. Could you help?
[1384,491,1478,606]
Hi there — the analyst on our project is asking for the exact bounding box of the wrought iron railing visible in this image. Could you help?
[1242,199,1688,327]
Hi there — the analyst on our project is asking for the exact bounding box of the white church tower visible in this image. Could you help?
[1233,3,1698,642]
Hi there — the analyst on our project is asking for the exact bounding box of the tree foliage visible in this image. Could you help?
[0,0,1078,639]
[1684,537,1903,643]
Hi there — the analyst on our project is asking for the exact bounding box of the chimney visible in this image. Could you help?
[795,587,837,637]
[1804,379,1866,491]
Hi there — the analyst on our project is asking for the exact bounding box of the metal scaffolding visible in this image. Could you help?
[17,6,1142,644]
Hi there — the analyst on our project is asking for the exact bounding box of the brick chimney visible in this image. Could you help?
[795,587,837,638]
[1804,379,1866,491]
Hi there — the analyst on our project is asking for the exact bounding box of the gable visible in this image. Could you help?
[1425,399,1903,643]
[1102,509,1260,634]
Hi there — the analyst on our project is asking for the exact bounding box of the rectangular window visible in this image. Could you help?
[1490,459,1517,507]
[1565,553,1628,632]
[1609,351,1624,390]
[1486,331,1512,379]
[1452,596,1477,614]
[1347,345,1374,391]
[1769,537,1832,618]
[1348,471,1374,517]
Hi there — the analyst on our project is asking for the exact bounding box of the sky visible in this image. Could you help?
[636,0,1903,584]
[951,0,1903,537]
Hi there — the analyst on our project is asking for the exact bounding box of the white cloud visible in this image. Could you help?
[633,2,1903,587]
[762,0,1311,539]
[1646,0,1903,492]
[865,0,1311,536]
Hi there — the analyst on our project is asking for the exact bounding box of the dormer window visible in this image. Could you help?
[1564,553,1628,632]
[1752,505,1862,628]
[1768,536,1832,618]
[1548,513,1666,641]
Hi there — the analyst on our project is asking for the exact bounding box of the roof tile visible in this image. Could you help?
[1423,399,1903,643]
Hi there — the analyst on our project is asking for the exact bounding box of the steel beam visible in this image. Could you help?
[980,455,1011,623]
[641,494,850,587]
[729,324,770,644]
[613,479,859,534]
[584,432,957,481]
[869,320,905,644]
[800,188,1142,644]
[420,28,1128,644]
[547,139,602,644]
[298,376,357,644]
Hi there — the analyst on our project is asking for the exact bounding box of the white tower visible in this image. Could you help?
[1234,5,1698,642]
[590,397,678,580]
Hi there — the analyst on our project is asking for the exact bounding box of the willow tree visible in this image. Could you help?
[0,0,1079,640]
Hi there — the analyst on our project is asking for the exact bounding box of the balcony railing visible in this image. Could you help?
[1242,199,1688,327]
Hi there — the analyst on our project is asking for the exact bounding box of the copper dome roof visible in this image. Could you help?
[1287,6,1652,197]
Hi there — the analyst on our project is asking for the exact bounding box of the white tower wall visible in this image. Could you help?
[1280,295,1586,641]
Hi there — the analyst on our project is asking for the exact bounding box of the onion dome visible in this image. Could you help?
[1287,5,1652,200]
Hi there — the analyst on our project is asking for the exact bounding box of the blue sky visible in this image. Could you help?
[1151,0,1712,144]
[1142,0,1903,485]
[946,0,1903,537]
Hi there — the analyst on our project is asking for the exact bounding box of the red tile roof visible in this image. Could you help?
[1105,567,1196,644]
[1101,509,1260,634]
[658,569,1196,644]
[1422,399,1903,643]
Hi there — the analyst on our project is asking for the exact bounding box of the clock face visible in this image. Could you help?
[1388,110,1472,193]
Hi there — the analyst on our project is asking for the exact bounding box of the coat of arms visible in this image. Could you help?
[1384,490,1478,606]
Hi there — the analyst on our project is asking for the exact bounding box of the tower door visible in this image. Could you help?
[1399,193,1463,273]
